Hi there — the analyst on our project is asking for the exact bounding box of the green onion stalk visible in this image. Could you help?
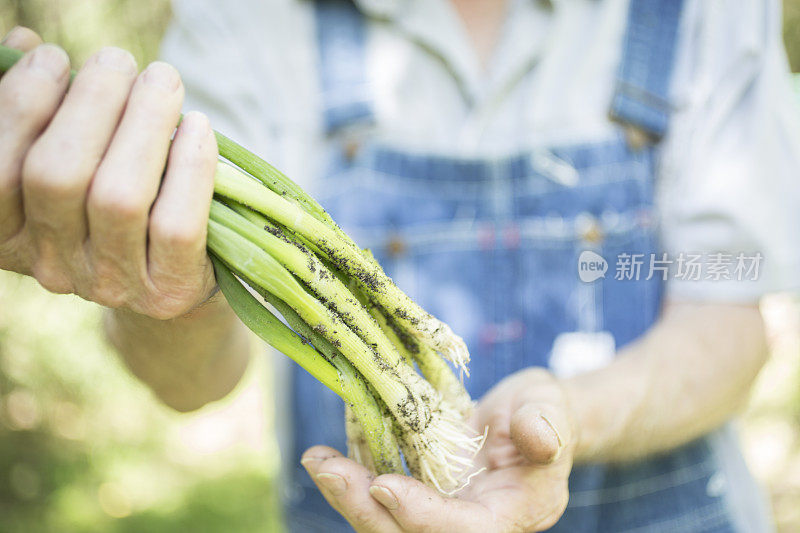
[0,44,483,492]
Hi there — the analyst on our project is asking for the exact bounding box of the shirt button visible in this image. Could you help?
[386,234,407,258]
[576,213,604,244]
[623,124,653,151]
[343,139,360,162]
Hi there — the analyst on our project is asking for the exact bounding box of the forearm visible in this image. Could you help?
[564,300,768,463]
[104,293,252,412]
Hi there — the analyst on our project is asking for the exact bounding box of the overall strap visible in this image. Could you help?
[314,0,374,135]
[610,0,685,141]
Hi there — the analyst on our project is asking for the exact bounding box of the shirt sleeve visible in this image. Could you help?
[658,0,800,303]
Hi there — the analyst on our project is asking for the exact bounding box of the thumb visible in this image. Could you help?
[509,402,571,465]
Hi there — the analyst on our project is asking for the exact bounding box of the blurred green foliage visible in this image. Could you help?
[0,0,171,67]
[0,273,282,532]
[785,0,800,71]
[0,2,283,530]
[0,1,800,532]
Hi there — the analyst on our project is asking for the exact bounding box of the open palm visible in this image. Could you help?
[302,368,576,533]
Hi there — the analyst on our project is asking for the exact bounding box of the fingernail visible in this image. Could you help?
[142,61,180,92]
[369,485,398,510]
[301,456,322,470]
[95,47,136,74]
[540,413,564,461]
[316,472,346,494]
[181,112,210,136]
[27,44,69,81]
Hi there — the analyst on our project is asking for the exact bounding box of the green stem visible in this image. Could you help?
[373,306,472,417]
[213,215,402,474]
[207,219,414,398]
[213,131,333,226]
[338,265,471,416]
[212,162,468,369]
[210,255,342,396]
[239,273,403,475]
[209,200,404,370]
[207,218,439,437]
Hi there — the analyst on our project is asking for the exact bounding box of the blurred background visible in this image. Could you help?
[0,1,799,532]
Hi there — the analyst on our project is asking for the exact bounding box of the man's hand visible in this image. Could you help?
[0,27,218,320]
[302,369,575,533]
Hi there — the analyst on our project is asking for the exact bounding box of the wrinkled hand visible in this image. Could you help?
[302,368,577,533]
[0,27,218,319]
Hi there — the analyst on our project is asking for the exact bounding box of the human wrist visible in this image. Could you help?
[103,290,248,409]
[105,284,226,333]
[561,364,645,464]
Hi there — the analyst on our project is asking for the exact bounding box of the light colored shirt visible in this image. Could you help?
[161,0,800,301]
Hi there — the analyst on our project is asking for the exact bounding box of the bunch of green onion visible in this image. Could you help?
[0,45,482,492]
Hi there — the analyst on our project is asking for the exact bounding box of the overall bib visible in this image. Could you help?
[285,1,770,531]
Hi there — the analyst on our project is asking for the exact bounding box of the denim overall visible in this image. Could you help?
[285,1,768,531]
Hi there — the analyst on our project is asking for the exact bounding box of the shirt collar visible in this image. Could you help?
[309,0,559,105]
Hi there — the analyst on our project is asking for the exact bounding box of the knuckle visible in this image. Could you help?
[1,84,49,122]
[72,55,138,103]
[91,283,129,309]
[22,146,87,199]
[349,506,378,529]
[151,217,204,250]
[0,234,31,275]
[32,261,73,294]
[72,74,124,103]
[88,262,129,308]
[171,134,216,168]
[87,187,149,223]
